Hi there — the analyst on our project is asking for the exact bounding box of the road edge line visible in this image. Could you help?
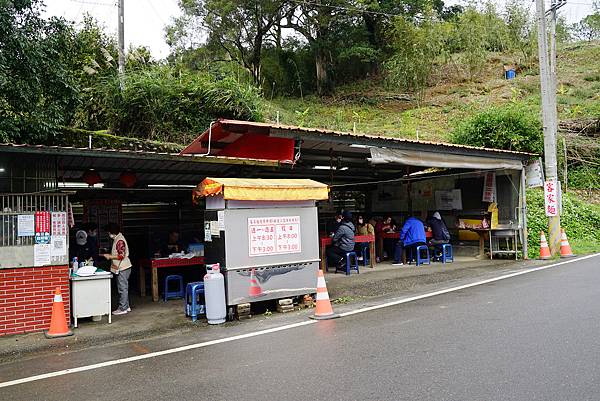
[338,253,600,317]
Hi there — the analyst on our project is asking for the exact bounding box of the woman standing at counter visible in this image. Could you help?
[102,223,132,316]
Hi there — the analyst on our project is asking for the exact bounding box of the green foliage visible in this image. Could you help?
[451,104,543,153]
[0,0,78,143]
[526,189,600,258]
[76,66,264,144]
[572,13,600,41]
[568,166,600,190]
[384,14,445,99]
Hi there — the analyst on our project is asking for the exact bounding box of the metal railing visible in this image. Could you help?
[0,193,68,247]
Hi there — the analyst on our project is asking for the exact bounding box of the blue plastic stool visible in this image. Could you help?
[360,244,370,266]
[441,243,453,263]
[337,251,359,275]
[164,274,184,301]
[415,245,430,266]
[185,281,205,322]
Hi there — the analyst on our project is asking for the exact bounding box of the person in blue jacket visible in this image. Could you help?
[393,215,427,265]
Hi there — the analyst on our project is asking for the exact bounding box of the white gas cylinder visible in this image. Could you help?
[204,263,226,324]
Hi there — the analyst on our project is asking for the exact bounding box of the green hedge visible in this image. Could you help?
[452,104,543,154]
[526,188,600,258]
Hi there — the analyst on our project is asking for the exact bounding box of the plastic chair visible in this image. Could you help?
[164,274,184,301]
[408,246,430,266]
[360,244,370,266]
[415,245,431,266]
[185,281,205,322]
[336,251,359,275]
[441,244,453,263]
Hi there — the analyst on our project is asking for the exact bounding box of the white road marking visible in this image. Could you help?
[1,253,598,388]
[338,253,599,318]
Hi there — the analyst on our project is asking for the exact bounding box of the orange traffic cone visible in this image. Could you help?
[44,288,73,339]
[310,270,339,320]
[248,268,263,297]
[560,228,575,258]
[539,231,551,260]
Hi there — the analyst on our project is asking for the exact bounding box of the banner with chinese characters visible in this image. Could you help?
[248,216,301,257]
[482,172,496,203]
[544,179,559,217]
[34,211,51,244]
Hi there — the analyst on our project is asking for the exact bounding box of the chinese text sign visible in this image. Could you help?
[544,180,559,217]
[248,216,301,257]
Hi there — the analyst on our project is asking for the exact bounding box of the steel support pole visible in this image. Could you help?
[118,0,125,86]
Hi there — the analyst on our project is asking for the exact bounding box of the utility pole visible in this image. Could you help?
[117,0,125,86]
[535,0,561,255]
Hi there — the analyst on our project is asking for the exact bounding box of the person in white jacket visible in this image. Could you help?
[102,223,133,315]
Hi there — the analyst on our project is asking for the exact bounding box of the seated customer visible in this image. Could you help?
[381,216,397,260]
[326,210,355,269]
[356,215,374,236]
[161,230,185,256]
[326,211,343,235]
[427,211,451,246]
[393,215,427,265]
[355,215,374,260]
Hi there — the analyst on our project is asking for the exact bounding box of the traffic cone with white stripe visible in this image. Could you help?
[248,268,263,297]
[559,228,575,258]
[44,287,73,338]
[539,231,551,260]
[310,269,339,320]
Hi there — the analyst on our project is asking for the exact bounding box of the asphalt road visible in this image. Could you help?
[1,254,600,401]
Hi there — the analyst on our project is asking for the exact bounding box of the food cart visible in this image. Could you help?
[195,178,329,314]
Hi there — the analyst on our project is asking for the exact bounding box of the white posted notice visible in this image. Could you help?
[17,214,35,237]
[34,243,52,267]
[248,216,301,257]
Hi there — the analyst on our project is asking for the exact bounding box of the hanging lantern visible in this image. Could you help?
[119,171,137,188]
[82,169,102,186]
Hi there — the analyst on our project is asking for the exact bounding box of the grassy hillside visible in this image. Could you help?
[265,42,600,143]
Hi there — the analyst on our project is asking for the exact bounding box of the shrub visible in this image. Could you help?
[526,188,600,258]
[451,104,543,153]
[76,66,264,144]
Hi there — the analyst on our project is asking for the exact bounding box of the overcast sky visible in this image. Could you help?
[43,0,595,60]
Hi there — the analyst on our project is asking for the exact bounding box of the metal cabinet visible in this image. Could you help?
[70,273,112,327]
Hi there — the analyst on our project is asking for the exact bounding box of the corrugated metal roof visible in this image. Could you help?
[216,119,536,157]
[0,143,280,166]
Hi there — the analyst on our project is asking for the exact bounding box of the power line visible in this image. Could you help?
[68,0,116,7]
[145,0,167,25]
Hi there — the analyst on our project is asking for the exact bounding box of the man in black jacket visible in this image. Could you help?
[327,210,355,268]
[427,211,450,245]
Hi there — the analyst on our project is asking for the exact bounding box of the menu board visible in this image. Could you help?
[248,216,301,257]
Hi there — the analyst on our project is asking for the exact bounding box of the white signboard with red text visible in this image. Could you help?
[248,216,301,257]
[544,179,559,217]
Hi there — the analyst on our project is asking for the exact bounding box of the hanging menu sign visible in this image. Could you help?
[35,211,51,244]
[482,172,496,203]
[248,216,301,257]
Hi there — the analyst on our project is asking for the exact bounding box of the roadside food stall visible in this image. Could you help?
[195,178,329,315]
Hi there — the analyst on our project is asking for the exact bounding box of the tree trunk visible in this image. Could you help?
[251,35,263,86]
[315,49,329,96]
